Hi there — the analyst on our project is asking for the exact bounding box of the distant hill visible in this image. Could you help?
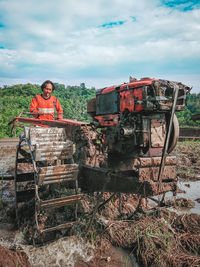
[0,83,199,138]
[176,92,200,128]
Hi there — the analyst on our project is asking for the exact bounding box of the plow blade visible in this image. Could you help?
[79,155,177,196]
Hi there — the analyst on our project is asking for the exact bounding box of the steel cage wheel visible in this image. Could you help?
[167,113,179,154]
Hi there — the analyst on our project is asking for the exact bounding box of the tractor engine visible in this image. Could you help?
[87,78,190,159]
[8,77,191,197]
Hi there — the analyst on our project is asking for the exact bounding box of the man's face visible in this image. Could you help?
[43,83,53,98]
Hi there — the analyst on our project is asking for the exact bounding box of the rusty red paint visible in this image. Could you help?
[119,79,157,90]
[10,117,87,127]
[120,91,135,112]
[101,86,116,94]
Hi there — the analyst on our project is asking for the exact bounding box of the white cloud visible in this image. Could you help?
[0,0,199,92]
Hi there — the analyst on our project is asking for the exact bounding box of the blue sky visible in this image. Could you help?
[0,0,200,92]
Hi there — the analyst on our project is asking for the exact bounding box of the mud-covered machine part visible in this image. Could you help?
[80,78,189,194]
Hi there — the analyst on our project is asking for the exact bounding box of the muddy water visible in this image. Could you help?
[153,179,200,215]
[21,236,94,267]
[0,232,94,267]
[0,229,137,267]
[177,180,200,214]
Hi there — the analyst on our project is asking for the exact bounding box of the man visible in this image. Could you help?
[30,80,63,120]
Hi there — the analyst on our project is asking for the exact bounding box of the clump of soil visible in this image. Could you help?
[98,210,200,267]
[75,237,133,267]
[196,198,200,203]
[81,192,144,221]
[0,245,30,267]
[76,193,200,267]
[166,197,195,209]
[174,142,200,180]
[171,212,200,234]
[1,141,200,266]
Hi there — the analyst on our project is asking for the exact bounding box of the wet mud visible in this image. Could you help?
[173,142,200,181]
[0,245,30,267]
[0,141,200,266]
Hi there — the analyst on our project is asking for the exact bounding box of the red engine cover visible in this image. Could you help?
[119,79,156,113]
[120,90,135,112]
[120,88,144,112]
[95,78,158,126]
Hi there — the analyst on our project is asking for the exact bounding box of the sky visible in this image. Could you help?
[0,0,200,92]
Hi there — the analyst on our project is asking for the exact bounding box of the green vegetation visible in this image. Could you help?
[0,83,199,138]
[176,93,200,127]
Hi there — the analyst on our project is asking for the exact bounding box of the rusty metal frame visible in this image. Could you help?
[14,127,83,234]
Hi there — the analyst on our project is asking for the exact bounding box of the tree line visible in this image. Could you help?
[0,83,199,138]
[0,83,95,138]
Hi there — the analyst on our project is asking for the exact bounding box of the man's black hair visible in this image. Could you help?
[41,80,55,91]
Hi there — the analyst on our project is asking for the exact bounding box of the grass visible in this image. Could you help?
[103,210,200,266]
[179,139,200,143]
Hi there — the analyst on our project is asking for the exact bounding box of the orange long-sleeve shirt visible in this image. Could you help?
[30,94,63,120]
